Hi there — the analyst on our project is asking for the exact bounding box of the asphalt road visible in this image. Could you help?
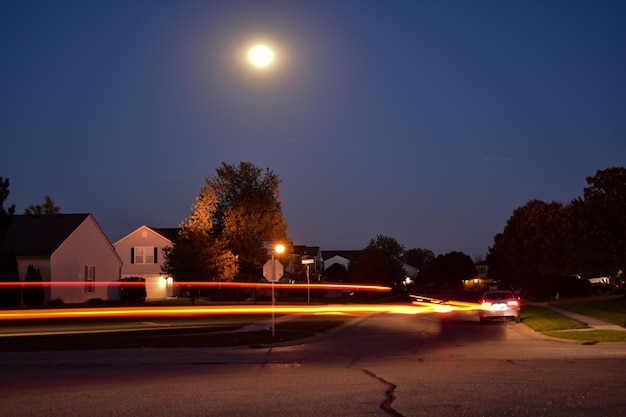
[1,312,625,417]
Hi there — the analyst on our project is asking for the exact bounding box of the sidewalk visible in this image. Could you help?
[533,302,626,331]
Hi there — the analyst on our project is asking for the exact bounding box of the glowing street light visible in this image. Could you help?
[262,241,287,336]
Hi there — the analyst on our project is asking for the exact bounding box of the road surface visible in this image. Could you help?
[1,312,625,417]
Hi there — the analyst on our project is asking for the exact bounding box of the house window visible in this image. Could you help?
[131,247,157,264]
[85,265,95,293]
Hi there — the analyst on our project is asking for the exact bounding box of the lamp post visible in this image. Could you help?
[302,259,315,304]
[263,241,285,337]
[271,243,285,336]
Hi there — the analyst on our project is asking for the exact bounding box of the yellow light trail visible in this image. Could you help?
[0,299,484,321]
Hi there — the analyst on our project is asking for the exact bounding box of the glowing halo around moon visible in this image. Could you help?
[247,44,275,68]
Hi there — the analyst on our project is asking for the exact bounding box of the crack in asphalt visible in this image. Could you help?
[356,367,405,417]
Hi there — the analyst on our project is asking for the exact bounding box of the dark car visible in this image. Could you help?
[479,290,520,323]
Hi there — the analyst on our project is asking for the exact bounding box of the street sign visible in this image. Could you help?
[263,259,284,282]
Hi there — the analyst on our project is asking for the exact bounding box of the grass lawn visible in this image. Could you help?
[551,295,626,327]
[0,314,353,353]
[522,296,626,343]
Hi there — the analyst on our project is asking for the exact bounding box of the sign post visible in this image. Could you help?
[302,259,315,304]
[262,242,286,336]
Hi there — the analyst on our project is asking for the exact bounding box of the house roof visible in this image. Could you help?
[291,245,321,257]
[0,214,90,257]
[147,227,181,243]
[321,250,362,262]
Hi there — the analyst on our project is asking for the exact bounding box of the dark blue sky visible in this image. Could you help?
[2,1,625,258]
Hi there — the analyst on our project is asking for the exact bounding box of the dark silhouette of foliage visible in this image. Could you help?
[24,195,61,215]
[0,177,15,240]
[325,262,349,282]
[350,235,406,287]
[424,251,475,288]
[0,251,20,308]
[0,178,19,309]
[23,265,45,307]
[403,248,435,268]
[487,167,626,298]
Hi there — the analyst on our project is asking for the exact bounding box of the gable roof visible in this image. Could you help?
[0,214,90,257]
[291,245,321,257]
[321,250,362,262]
[147,227,181,243]
[113,225,181,246]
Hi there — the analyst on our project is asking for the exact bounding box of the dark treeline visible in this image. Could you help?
[486,167,626,300]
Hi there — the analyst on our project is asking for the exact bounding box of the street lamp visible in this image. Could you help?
[262,241,286,336]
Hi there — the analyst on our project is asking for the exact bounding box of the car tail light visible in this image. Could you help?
[507,300,519,307]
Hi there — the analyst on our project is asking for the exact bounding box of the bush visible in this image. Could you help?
[23,265,45,307]
[119,277,147,303]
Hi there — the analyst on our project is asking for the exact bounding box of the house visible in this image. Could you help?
[461,262,494,291]
[321,250,362,271]
[289,245,323,275]
[113,225,179,299]
[0,214,122,305]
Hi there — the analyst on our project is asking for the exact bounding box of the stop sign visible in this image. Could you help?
[263,259,284,282]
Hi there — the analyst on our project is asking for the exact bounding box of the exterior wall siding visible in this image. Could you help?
[114,226,174,299]
[50,215,121,304]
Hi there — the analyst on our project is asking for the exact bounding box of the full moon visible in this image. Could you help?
[247,44,275,68]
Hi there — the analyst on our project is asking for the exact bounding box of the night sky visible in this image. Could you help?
[2,1,625,258]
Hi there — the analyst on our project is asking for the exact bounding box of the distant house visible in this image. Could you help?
[289,245,323,274]
[321,250,362,271]
[0,214,122,305]
[113,225,179,299]
[461,262,494,291]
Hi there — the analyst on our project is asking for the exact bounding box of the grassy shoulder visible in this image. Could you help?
[0,314,353,353]
[551,295,626,327]
[522,296,626,343]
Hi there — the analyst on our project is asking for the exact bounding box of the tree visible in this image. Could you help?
[23,265,45,307]
[24,195,61,215]
[425,251,475,288]
[487,199,568,291]
[0,178,19,309]
[162,227,238,302]
[164,162,288,290]
[325,263,349,282]
[576,167,626,279]
[193,162,289,280]
[403,248,435,267]
[350,235,406,287]
[0,177,15,240]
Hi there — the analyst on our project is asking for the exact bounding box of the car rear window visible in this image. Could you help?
[484,291,514,301]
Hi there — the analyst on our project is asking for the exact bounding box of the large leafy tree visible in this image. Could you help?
[403,248,435,267]
[161,227,238,295]
[576,167,626,279]
[24,195,61,215]
[350,235,406,287]
[424,251,475,288]
[166,162,288,283]
[487,199,567,289]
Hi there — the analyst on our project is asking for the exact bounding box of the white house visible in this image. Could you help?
[113,225,179,299]
[0,214,122,305]
[321,250,362,271]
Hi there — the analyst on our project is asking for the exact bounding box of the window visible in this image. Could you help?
[131,247,157,264]
[85,265,95,293]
